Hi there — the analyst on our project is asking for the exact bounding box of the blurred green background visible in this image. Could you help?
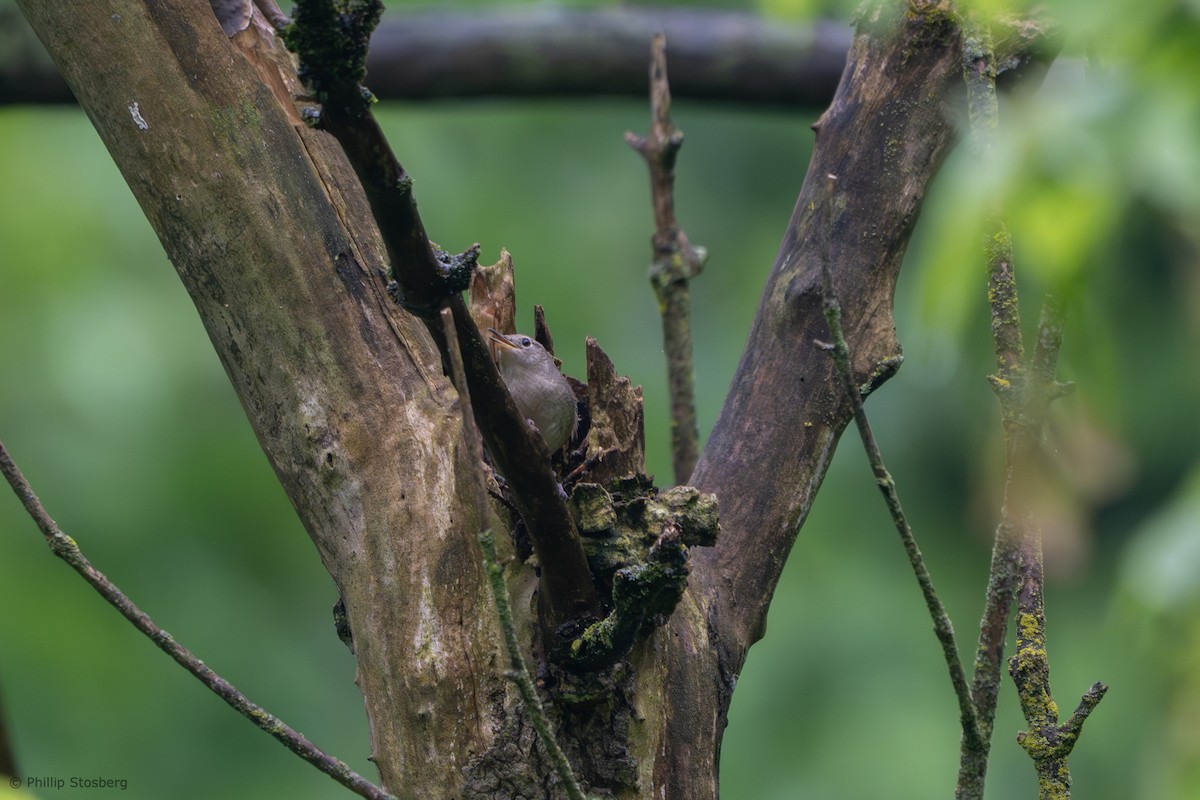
[2,0,1199,798]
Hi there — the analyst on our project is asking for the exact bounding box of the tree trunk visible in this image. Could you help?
[16,1,1048,797]
[17,2,502,795]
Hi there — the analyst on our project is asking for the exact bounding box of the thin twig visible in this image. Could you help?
[477,531,591,800]
[1031,294,1068,389]
[958,519,1019,800]
[957,25,1023,799]
[1056,681,1109,750]
[814,192,981,749]
[626,33,707,484]
[1004,297,1102,800]
[0,440,396,800]
[440,308,591,800]
[959,18,1104,800]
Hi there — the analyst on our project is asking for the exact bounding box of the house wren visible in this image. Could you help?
[487,328,578,453]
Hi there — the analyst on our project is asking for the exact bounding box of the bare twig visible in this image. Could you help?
[958,20,1104,800]
[1004,299,1104,800]
[437,309,592,800]
[958,519,1020,800]
[627,33,707,484]
[1057,681,1109,748]
[0,440,396,800]
[815,181,981,751]
[476,531,592,800]
[956,24,1023,799]
[288,0,599,633]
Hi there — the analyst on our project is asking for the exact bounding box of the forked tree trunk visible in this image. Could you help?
[16,1,1048,798]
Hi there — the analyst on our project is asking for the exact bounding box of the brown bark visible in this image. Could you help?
[364,7,850,106]
[13,1,1053,798]
[637,4,1051,796]
[688,0,962,668]
[15,2,500,795]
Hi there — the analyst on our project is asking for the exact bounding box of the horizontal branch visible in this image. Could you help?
[0,440,396,800]
[366,7,851,106]
[1,4,850,107]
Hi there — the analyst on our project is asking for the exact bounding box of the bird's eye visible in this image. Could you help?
[520,337,532,347]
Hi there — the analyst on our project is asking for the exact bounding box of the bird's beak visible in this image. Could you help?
[486,327,516,365]
[486,327,517,351]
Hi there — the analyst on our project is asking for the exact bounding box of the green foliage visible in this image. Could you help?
[915,0,1200,336]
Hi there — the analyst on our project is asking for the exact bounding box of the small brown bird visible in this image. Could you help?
[487,328,578,453]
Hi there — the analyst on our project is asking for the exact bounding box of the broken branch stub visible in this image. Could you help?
[468,248,517,339]
[584,337,647,486]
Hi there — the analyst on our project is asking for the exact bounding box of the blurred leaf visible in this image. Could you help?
[1121,465,1200,614]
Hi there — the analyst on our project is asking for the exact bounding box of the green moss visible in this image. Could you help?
[432,245,479,294]
[559,478,718,673]
[897,0,961,66]
[561,538,689,673]
[988,228,1014,260]
[1018,611,1040,640]
[283,0,383,119]
[904,0,960,39]
[570,482,617,534]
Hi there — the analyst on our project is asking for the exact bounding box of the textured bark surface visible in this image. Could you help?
[638,3,968,796]
[14,1,1051,798]
[692,0,964,659]
[15,2,503,796]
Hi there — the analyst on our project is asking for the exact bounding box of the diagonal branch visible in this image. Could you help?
[14,0,582,790]
[0,440,396,800]
[438,308,591,800]
[651,5,1059,794]
[817,214,982,751]
[627,33,707,485]
[287,0,600,633]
